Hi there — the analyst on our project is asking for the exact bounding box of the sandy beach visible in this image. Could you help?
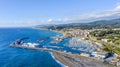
[53,51,119,67]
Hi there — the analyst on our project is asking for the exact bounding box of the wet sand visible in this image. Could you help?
[53,51,118,67]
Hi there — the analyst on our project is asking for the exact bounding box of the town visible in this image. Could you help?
[48,27,120,66]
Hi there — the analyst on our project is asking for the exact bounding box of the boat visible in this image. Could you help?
[80,52,90,57]
[37,37,49,42]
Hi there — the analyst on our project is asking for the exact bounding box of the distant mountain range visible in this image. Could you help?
[36,18,120,30]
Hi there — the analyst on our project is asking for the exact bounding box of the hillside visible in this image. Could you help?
[36,18,120,30]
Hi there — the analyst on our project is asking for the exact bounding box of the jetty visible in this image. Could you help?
[37,37,49,42]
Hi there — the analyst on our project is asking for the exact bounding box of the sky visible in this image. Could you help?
[0,0,120,27]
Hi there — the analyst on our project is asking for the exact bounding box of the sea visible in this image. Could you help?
[0,27,95,67]
[0,28,64,67]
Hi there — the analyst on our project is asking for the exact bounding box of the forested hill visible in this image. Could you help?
[36,18,120,30]
[85,18,120,29]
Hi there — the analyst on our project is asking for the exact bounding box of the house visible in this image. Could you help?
[101,39,108,42]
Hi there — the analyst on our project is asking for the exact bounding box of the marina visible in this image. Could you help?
[10,38,119,67]
[9,28,120,67]
[10,37,93,57]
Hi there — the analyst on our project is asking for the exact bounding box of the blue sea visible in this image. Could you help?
[0,27,95,67]
[0,28,64,67]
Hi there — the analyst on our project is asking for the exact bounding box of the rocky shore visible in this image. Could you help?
[53,51,118,67]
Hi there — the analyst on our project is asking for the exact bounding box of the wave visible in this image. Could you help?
[49,52,68,67]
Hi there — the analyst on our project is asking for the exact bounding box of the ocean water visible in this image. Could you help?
[0,27,96,67]
[0,28,62,67]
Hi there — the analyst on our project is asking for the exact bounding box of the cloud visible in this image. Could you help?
[1,4,120,27]
[47,19,53,22]
[63,5,120,23]
[115,4,120,10]
[116,2,120,10]
[0,20,46,27]
[45,4,120,24]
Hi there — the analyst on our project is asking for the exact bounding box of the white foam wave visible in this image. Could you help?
[49,52,68,67]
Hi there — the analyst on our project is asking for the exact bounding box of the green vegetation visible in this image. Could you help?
[36,18,120,55]
[89,29,120,55]
[41,18,120,30]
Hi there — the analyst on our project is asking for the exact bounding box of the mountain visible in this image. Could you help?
[36,18,120,30]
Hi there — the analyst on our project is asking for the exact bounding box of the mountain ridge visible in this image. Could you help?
[36,18,120,30]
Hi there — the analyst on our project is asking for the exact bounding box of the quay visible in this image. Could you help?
[10,38,120,66]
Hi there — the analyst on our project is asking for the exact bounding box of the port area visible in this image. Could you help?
[10,37,120,66]
[10,37,52,52]
[50,36,70,44]
[9,37,63,53]
[10,44,55,52]
[10,40,120,67]
[10,38,93,57]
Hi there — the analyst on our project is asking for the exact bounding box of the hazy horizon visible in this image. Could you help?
[0,0,120,27]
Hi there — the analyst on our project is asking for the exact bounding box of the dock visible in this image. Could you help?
[10,44,54,52]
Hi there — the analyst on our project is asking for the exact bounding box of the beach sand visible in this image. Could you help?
[53,51,118,67]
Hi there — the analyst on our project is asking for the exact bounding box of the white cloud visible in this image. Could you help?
[115,5,120,10]
[38,4,120,25]
[1,4,120,27]
[47,19,53,22]
[58,4,120,23]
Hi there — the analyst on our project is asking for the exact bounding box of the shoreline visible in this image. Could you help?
[52,51,118,67]
[32,28,119,67]
[10,43,118,67]
[52,52,71,67]
[50,52,68,67]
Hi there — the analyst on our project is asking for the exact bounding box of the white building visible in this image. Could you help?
[101,39,108,42]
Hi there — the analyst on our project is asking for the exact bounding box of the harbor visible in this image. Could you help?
[10,37,94,56]
[10,36,120,66]
[10,38,119,67]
